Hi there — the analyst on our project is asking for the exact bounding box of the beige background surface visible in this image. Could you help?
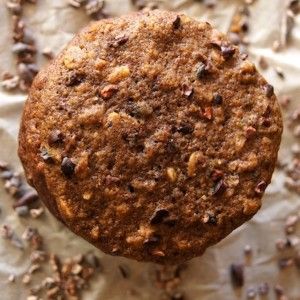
[0,0,300,299]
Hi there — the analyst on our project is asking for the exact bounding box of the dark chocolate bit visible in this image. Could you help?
[181,84,194,98]
[0,161,9,171]
[166,140,177,154]
[15,205,29,217]
[173,15,181,29]
[241,53,248,60]
[212,93,223,105]
[210,40,222,49]
[255,181,267,195]
[278,257,294,269]
[241,21,249,33]
[7,176,22,188]
[150,209,170,225]
[177,124,194,135]
[66,72,85,86]
[13,190,39,208]
[204,0,217,8]
[42,47,54,59]
[0,170,13,180]
[230,263,244,288]
[84,253,101,269]
[12,42,36,54]
[289,0,300,14]
[265,84,274,98]
[163,218,177,227]
[61,157,76,178]
[40,147,54,163]
[18,63,36,83]
[48,130,64,146]
[109,34,129,47]
[274,285,285,297]
[259,56,269,70]
[127,184,135,193]
[221,45,236,59]
[6,1,22,14]
[211,169,224,182]
[245,126,256,138]
[196,62,209,79]
[262,105,271,117]
[203,213,217,225]
[211,179,226,196]
[262,118,271,127]
[1,224,13,239]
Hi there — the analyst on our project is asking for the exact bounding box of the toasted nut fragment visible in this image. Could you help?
[100,85,118,99]
[176,239,191,249]
[90,226,100,240]
[131,179,156,191]
[95,58,108,70]
[116,203,129,215]
[63,46,86,69]
[71,264,83,275]
[235,135,246,153]
[75,151,89,178]
[136,101,153,116]
[187,151,204,177]
[83,191,93,200]
[203,212,217,224]
[202,107,213,120]
[106,111,121,124]
[58,198,74,218]
[78,104,105,125]
[106,112,138,127]
[210,50,225,66]
[126,225,153,246]
[166,167,177,182]
[126,235,144,246]
[229,153,258,172]
[243,199,260,215]
[108,66,130,83]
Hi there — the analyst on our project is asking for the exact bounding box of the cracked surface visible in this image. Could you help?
[18,10,283,264]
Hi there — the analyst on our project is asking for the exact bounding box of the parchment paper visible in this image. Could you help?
[0,0,300,299]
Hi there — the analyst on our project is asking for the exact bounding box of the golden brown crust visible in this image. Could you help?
[18,10,283,264]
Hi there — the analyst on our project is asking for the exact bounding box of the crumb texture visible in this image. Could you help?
[18,10,283,264]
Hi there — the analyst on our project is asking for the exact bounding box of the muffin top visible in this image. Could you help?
[19,10,282,264]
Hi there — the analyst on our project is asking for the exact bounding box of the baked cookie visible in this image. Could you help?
[18,10,283,264]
